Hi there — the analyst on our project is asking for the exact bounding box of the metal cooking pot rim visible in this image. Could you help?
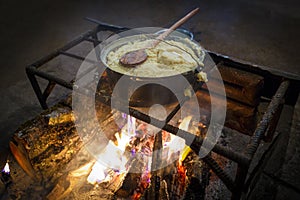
[155,28,194,40]
[100,33,204,78]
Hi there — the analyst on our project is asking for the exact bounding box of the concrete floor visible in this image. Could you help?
[0,0,300,198]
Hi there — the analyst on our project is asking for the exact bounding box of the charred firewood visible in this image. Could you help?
[182,151,210,200]
[115,158,145,198]
[159,180,169,200]
[8,95,211,199]
[9,136,37,181]
[146,131,163,200]
[9,105,82,182]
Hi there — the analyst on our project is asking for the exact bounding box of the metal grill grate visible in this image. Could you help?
[26,20,299,200]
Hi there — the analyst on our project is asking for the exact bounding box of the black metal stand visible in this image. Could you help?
[26,21,292,199]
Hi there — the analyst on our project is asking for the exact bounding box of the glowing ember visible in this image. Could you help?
[176,117,192,197]
[2,162,10,174]
[86,112,194,198]
[177,161,187,196]
[132,169,151,200]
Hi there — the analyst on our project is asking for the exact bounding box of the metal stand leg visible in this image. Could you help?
[26,66,48,109]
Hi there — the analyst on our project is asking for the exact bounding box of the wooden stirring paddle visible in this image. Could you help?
[119,7,200,67]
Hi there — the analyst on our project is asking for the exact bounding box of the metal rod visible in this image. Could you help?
[165,98,187,123]
[245,80,289,158]
[210,145,250,167]
[263,102,284,142]
[165,81,204,123]
[202,155,235,192]
[26,24,113,109]
[84,17,129,32]
[90,31,101,61]
[84,37,101,44]
[42,81,56,100]
[110,104,250,165]
[27,66,73,90]
[231,165,248,200]
[30,30,93,68]
[230,80,290,200]
[26,67,48,109]
[59,51,96,64]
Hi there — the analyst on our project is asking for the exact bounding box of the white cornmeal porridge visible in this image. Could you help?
[106,37,204,77]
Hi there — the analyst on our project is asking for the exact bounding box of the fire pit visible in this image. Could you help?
[2,101,210,199]
[1,21,299,200]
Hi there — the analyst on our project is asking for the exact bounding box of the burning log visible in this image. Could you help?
[9,136,37,180]
[46,147,117,200]
[46,161,94,199]
[147,131,163,200]
[7,95,212,199]
[9,104,82,184]
[115,158,146,198]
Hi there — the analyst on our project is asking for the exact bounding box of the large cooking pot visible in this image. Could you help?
[99,30,205,107]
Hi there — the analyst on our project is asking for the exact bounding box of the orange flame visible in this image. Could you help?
[132,170,151,200]
[87,114,193,193]
[177,161,187,195]
[87,115,136,184]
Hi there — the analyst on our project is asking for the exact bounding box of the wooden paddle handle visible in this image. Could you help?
[153,7,200,47]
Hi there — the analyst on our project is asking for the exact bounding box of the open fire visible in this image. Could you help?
[85,114,193,199]
[0,161,11,196]
[5,20,296,200]
[6,70,293,200]
[4,102,210,199]
[2,163,10,175]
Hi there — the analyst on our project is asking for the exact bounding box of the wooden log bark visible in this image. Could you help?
[208,63,264,106]
[147,131,163,200]
[196,90,256,135]
[115,159,145,198]
[202,79,261,107]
